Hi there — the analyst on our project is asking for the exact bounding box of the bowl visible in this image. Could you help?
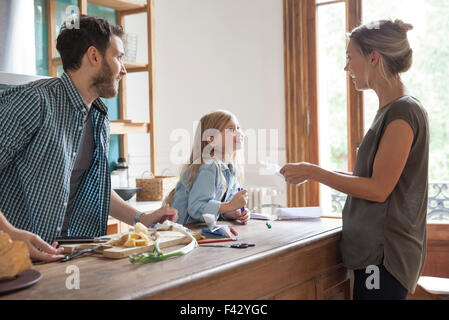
[113,187,142,201]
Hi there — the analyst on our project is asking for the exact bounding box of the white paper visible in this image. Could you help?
[154,220,192,233]
[261,161,308,186]
[202,214,234,238]
[261,161,284,178]
[250,212,274,220]
[274,207,322,220]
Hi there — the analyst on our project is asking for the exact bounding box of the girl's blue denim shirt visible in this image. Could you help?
[172,160,240,225]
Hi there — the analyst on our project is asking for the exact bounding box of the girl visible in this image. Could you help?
[164,110,250,225]
[281,19,429,300]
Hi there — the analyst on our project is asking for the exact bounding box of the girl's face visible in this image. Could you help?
[211,118,243,155]
[344,40,371,91]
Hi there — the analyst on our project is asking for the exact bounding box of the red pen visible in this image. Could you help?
[230,227,238,236]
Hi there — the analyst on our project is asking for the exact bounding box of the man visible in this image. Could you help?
[0,15,177,262]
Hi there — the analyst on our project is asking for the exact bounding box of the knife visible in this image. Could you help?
[55,236,110,245]
[60,243,105,262]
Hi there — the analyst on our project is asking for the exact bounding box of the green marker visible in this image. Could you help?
[266,222,272,229]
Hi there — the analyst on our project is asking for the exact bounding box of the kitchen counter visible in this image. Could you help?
[1,218,350,300]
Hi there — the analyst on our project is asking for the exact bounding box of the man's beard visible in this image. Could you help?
[92,60,118,99]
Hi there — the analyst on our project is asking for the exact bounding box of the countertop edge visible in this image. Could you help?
[130,226,342,300]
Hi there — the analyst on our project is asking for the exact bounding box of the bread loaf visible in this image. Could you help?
[0,231,33,280]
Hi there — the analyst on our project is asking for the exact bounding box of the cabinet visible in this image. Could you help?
[45,0,158,174]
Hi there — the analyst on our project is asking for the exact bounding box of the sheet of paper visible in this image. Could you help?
[202,214,234,238]
[250,212,274,220]
[274,207,322,220]
[261,162,308,186]
[260,161,284,178]
[153,220,192,233]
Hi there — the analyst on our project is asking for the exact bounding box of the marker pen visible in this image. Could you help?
[237,187,245,213]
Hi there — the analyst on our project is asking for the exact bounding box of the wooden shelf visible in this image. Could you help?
[110,120,150,134]
[88,0,146,11]
[47,0,158,173]
[124,62,149,73]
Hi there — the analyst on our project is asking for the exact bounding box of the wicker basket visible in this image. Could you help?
[135,172,178,201]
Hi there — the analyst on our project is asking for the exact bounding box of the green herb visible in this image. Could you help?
[129,248,184,264]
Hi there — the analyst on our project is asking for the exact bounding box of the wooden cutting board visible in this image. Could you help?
[61,230,201,259]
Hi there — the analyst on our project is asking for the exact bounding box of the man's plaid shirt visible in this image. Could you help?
[0,73,111,243]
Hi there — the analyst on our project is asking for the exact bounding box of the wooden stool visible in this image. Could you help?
[417,276,449,300]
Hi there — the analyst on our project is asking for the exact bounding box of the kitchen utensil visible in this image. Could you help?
[199,243,256,249]
[0,269,42,295]
[113,187,142,201]
[60,243,105,262]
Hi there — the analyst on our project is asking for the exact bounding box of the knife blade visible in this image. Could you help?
[55,236,110,244]
[60,243,105,262]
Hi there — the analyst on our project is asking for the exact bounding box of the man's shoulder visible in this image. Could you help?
[1,76,63,102]
[24,77,64,96]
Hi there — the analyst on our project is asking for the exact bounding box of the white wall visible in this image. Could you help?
[124,0,287,207]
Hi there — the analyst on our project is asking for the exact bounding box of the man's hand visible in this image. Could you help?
[8,228,65,262]
[139,207,178,227]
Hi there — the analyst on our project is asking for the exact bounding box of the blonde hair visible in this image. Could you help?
[163,110,244,207]
[348,19,414,82]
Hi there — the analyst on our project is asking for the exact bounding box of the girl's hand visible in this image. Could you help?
[280,162,312,185]
[8,228,65,262]
[229,189,248,211]
[223,208,250,225]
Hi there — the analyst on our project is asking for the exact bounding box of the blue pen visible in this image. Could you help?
[202,229,225,236]
[238,188,245,213]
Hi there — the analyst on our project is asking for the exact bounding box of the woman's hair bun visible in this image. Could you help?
[393,19,414,32]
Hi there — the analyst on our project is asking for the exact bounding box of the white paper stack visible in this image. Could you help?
[274,207,322,220]
[250,212,273,220]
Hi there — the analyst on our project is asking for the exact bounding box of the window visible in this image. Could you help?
[285,1,449,223]
[316,1,348,216]
[314,0,449,222]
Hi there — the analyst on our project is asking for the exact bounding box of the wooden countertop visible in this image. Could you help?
[1,218,343,300]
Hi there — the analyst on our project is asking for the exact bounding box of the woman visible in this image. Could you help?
[281,19,429,300]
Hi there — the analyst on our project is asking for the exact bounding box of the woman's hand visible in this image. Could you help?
[280,162,312,185]
[223,208,250,225]
[140,207,178,226]
[8,228,65,262]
